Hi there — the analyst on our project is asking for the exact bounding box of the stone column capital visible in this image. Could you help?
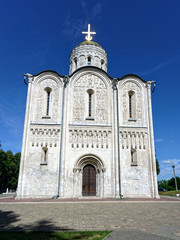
[112,78,118,90]
[24,73,34,83]
[146,81,156,90]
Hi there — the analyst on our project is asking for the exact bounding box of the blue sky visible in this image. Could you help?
[0,0,179,180]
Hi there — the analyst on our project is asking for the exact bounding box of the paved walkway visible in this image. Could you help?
[103,230,179,240]
[0,200,180,239]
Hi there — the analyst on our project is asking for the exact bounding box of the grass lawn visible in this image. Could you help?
[0,193,15,198]
[0,231,111,240]
[159,190,180,196]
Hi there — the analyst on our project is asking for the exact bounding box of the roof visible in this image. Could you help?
[76,40,101,47]
[30,69,147,83]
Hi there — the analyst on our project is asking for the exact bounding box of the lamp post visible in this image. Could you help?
[165,160,178,191]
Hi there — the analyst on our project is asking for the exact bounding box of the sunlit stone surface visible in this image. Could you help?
[16,27,159,199]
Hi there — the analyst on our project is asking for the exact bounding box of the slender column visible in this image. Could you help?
[16,74,34,198]
[112,78,122,198]
[55,76,68,198]
[146,82,159,198]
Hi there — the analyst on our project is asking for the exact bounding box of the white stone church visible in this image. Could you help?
[17,25,159,199]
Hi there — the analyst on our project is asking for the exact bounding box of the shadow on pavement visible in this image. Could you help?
[0,209,73,232]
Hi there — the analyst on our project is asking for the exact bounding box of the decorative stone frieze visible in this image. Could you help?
[30,126,60,148]
[120,128,148,150]
[69,128,111,149]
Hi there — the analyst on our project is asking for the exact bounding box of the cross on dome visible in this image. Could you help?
[82,24,96,41]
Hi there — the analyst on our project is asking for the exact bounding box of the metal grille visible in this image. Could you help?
[46,91,50,115]
[129,95,132,118]
[89,93,92,117]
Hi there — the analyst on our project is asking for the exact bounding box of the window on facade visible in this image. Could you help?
[88,56,91,66]
[128,91,135,119]
[89,93,92,116]
[87,89,94,118]
[45,88,51,116]
[101,59,104,69]
[41,147,48,165]
[129,94,132,118]
[74,58,77,70]
[131,148,137,166]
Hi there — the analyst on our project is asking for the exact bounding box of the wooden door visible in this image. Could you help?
[82,164,96,196]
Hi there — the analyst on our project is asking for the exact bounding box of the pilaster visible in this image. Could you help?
[16,74,34,198]
[146,81,159,198]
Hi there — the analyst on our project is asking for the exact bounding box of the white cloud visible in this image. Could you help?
[163,159,180,166]
[158,158,180,180]
[62,1,102,42]
[141,56,179,76]
[156,138,163,143]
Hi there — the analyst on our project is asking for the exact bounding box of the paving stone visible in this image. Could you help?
[103,230,174,240]
[0,201,179,239]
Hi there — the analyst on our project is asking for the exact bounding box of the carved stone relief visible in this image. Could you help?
[30,127,60,148]
[122,82,142,123]
[120,129,148,150]
[69,128,111,149]
[69,44,108,74]
[34,79,60,122]
[73,74,107,122]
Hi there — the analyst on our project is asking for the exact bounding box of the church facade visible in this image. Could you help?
[17,25,159,199]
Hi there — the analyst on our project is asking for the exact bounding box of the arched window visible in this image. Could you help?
[88,56,91,66]
[101,59,104,69]
[131,148,137,166]
[74,58,77,70]
[45,87,52,116]
[41,147,48,165]
[128,91,136,119]
[89,92,92,116]
[87,89,94,118]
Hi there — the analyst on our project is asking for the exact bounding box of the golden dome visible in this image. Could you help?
[76,40,101,48]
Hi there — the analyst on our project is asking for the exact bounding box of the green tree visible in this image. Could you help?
[0,148,20,192]
[156,158,160,175]
[168,177,180,190]
[158,179,173,191]
[0,149,7,191]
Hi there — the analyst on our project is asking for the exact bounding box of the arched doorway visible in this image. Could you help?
[82,164,96,196]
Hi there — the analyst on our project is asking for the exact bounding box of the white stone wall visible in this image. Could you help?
[60,69,115,198]
[69,44,107,74]
[17,56,158,199]
[117,77,158,198]
[16,72,63,198]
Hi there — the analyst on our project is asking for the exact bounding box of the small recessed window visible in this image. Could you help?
[89,93,92,116]
[41,147,48,165]
[86,89,94,119]
[128,91,135,119]
[88,57,91,66]
[131,148,137,166]
[74,58,77,70]
[45,87,52,116]
[101,59,104,69]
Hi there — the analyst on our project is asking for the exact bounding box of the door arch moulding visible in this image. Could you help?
[73,154,106,173]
